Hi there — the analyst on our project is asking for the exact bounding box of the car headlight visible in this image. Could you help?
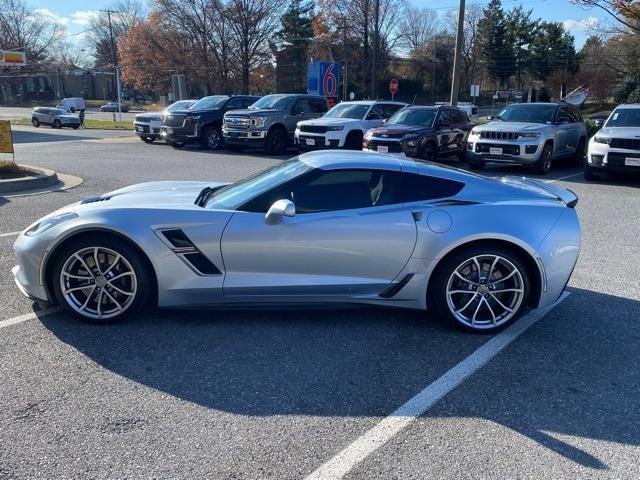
[470,128,480,136]
[25,212,78,236]
[593,136,611,144]
[326,126,344,131]
[250,117,267,128]
[403,136,419,147]
[520,132,541,138]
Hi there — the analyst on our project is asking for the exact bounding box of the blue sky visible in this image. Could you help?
[31,0,609,48]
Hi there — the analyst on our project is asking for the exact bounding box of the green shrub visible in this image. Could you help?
[626,87,640,104]
[584,118,599,138]
[614,79,638,104]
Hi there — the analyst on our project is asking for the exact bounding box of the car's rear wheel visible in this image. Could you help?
[52,237,153,324]
[584,163,600,181]
[344,131,363,150]
[202,126,222,150]
[32,118,40,127]
[53,120,61,129]
[429,245,530,333]
[266,128,289,155]
[533,143,553,174]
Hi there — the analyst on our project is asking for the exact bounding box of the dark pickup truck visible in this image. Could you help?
[160,95,259,149]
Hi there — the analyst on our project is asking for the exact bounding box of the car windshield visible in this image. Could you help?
[605,108,640,127]
[249,95,293,110]
[190,96,228,110]
[166,101,195,112]
[52,109,68,115]
[206,159,312,210]
[494,104,556,123]
[388,109,437,126]
[324,103,370,119]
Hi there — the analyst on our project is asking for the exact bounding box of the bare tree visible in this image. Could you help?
[398,6,439,54]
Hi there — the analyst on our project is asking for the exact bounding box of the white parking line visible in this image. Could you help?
[547,172,583,183]
[0,306,62,330]
[305,291,571,480]
[0,231,21,238]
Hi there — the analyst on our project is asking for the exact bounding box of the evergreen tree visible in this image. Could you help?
[478,0,515,88]
[529,22,578,81]
[276,0,315,92]
[505,6,538,88]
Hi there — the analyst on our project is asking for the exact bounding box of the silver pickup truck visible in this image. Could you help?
[466,102,587,174]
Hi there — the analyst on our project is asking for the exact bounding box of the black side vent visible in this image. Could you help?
[162,229,194,249]
[160,229,221,275]
[378,274,414,299]
[183,252,221,275]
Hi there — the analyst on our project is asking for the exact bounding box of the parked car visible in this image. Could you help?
[31,107,80,129]
[57,97,86,113]
[160,95,259,149]
[100,102,129,113]
[436,101,479,120]
[12,151,580,333]
[294,100,407,151]
[585,103,640,180]
[466,102,587,174]
[134,100,197,144]
[223,94,329,155]
[363,105,473,161]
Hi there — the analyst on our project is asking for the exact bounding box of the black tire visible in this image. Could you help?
[70,107,76,113]
[429,244,531,334]
[574,138,586,166]
[457,148,467,162]
[53,120,61,129]
[201,126,223,150]
[171,141,185,149]
[584,163,599,181]
[468,160,485,170]
[533,143,553,174]
[72,125,79,130]
[32,118,40,127]
[142,137,154,144]
[344,131,363,150]
[421,141,436,162]
[51,236,154,324]
[266,128,289,155]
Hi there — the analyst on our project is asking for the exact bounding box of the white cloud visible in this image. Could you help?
[33,8,70,25]
[563,16,599,32]
[70,11,99,26]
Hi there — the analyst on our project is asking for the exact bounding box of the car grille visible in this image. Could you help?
[480,131,520,140]
[299,125,328,133]
[366,140,403,153]
[607,152,640,167]
[610,138,640,150]
[298,135,326,147]
[224,116,251,129]
[163,114,186,128]
[475,143,520,155]
[136,116,152,123]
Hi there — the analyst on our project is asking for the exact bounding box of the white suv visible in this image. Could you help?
[586,104,640,180]
[134,99,196,143]
[295,100,407,150]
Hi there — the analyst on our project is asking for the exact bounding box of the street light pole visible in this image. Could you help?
[450,0,466,106]
[102,9,122,122]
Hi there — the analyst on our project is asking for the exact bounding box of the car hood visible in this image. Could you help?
[298,117,361,127]
[594,126,640,137]
[475,122,548,132]
[226,108,284,117]
[370,124,432,136]
[60,181,230,213]
[57,114,79,120]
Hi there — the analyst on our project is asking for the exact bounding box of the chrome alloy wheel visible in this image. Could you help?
[445,254,525,330]
[59,246,137,320]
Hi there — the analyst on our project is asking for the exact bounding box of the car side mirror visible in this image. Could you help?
[265,199,295,224]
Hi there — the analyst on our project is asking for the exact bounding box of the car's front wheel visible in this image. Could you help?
[266,128,289,155]
[429,245,530,333]
[201,126,222,150]
[32,118,40,128]
[533,143,553,174]
[53,120,61,129]
[51,237,154,323]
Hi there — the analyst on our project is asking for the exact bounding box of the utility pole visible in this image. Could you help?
[371,0,379,99]
[342,17,348,102]
[432,37,437,104]
[450,0,466,106]
[102,9,122,122]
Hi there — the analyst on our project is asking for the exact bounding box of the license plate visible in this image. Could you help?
[165,128,173,134]
[377,145,389,153]
[489,147,503,155]
[625,157,640,166]
[305,138,315,146]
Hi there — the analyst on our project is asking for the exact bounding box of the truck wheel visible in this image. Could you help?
[201,126,222,150]
[533,143,553,174]
[70,107,76,113]
[266,128,289,155]
[344,131,363,150]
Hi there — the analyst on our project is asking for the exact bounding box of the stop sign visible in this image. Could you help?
[389,79,399,95]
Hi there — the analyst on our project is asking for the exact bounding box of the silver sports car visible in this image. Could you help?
[12,151,580,333]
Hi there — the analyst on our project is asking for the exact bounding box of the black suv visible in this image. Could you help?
[363,106,473,162]
[161,95,259,149]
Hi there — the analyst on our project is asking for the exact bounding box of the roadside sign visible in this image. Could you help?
[307,62,341,97]
[470,84,480,98]
[0,50,27,66]
[389,79,399,96]
[349,91,355,100]
[0,121,14,154]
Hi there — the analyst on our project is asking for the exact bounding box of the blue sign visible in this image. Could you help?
[307,62,341,97]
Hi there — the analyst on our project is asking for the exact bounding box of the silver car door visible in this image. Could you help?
[220,169,417,301]
[555,107,572,156]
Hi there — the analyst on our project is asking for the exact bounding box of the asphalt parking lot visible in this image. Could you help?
[1,125,639,479]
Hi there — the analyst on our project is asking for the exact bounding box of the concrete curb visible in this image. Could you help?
[0,164,59,194]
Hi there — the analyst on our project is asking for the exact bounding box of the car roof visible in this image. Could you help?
[338,100,407,105]
[617,103,640,109]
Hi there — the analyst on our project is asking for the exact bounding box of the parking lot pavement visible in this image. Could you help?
[0,106,139,122]
[1,129,639,478]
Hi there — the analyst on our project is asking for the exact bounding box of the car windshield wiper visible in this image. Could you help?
[194,186,217,207]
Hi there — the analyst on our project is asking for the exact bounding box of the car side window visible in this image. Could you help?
[382,104,404,118]
[557,107,571,123]
[240,169,400,213]
[400,173,465,203]
[437,109,452,126]
[310,98,328,114]
[568,106,582,123]
[243,98,257,108]
[226,98,244,110]
[292,98,312,115]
